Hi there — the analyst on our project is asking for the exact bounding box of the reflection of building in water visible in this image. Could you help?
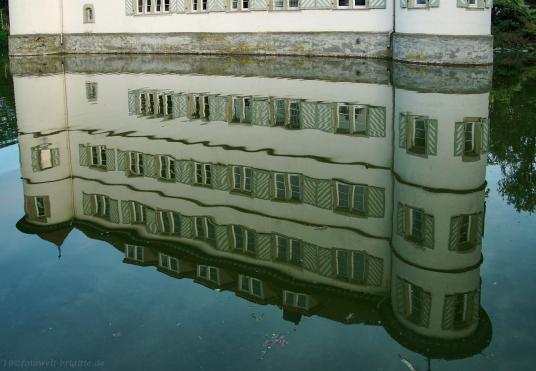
[14,56,492,360]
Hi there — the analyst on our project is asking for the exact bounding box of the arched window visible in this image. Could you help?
[83,5,95,24]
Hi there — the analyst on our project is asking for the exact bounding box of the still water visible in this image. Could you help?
[0,54,535,371]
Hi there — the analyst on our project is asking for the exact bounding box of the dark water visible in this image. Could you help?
[0,54,535,371]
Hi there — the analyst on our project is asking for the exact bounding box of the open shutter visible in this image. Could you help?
[448,216,462,251]
[250,0,268,10]
[397,203,405,236]
[426,119,438,156]
[420,290,432,327]
[253,169,271,200]
[472,213,484,246]
[128,90,137,114]
[317,247,332,277]
[302,176,317,206]
[143,154,156,178]
[177,94,187,118]
[256,234,272,261]
[423,214,435,249]
[477,0,485,8]
[252,99,270,126]
[117,150,128,172]
[367,186,385,218]
[125,0,135,15]
[302,243,317,272]
[400,0,408,7]
[485,0,492,8]
[144,208,158,234]
[442,295,456,330]
[176,0,187,13]
[316,179,332,210]
[399,113,408,148]
[110,199,120,224]
[215,225,230,251]
[457,0,467,7]
[121,200,132,224]
[316,103,333,133]
[316,0,332,8]
[209,96,227,123]
[480,118,489,153]
[395,278,409,316]
[79,144,89,166]
[213,165,230,191]
[24,196,37,220]
[454,122,465,156]
[365,255,384,287]
[428,0,440,7]
[82,193,92,216]
[177,160,192,184]
[301,0,315,9]
[301,102,317,129]
[179,216,193,238]
[51,148,60,167]
[208,0,226,11]
[31,147,40,172]
[367,106,386,137]
[368,0,386,9]
[106,148,116,171]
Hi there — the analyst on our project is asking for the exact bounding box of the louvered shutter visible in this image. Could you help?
[125,0,135,15]
[143,154,156,178]
[485,0,492,8]
[367,106,386,137]
[110,199,120,224]
[316,179,332,210]
[457,0,467,7]
[397,203,405,236]
[399,113,408,148]
[302,176,317,206]
[449,216,462,251]
[106,148,116,171]
[82,193,92,216]
[253,169,271,200]
[423,214,434,249]
[31,147,40,172]
[121,200,131,224]
[368,0,386,9]
[301,0,315,9]
[428,0,440,7]
[400,0,408,8]
[454,122,465,156]
[178,160,193,184]
[128,90,137,115]
[481,118,489,152]
[51,148,60,167]
[79,144,89,166]
[367,186,385,218]
[176,0,187,13]
[426,119,438,156]
[117,150,128,172]
[208,0,226,11]
[250,0,268,10]
[365,255,384,287]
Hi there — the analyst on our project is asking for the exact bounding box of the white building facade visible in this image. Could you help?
[8,0,493,64]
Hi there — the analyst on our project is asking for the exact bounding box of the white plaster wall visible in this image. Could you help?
[395,2,491,35]
[394,89,489,191]
[10,0,393,35]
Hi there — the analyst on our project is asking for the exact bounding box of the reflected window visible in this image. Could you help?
[397,278,430,327]
[231,225,256,254]
[231,166,253,194]
[195,217,216,242]
[159,253,179,272]
[335,250,366,283]
[86,82,97,102]
[275,235,302,266]
[158,210,181,235]
[239,275,263,298]
[192,0,208,12]
[130,201,145,224]
[409,117,427,155]
[158,155,175,180]
[273,173,301,202]
[336,104,367,135]
[338,0,349,7]
[125,244,144,262]
[354,0,366,6]
[39,149,53,170]
[83,5,95,24]
[25,195,50,221]
[335,182,367,215]
[35,197,47,218]
[272,99,301,129]
[194,162,212,186]
[230,96,252,124]
[283,291,309,310]
[128,152,144,176]
[455,214,480,252]
[197,265,219,283]
[415,0,427,7]
[406,207,424,242]
[92,194,110,220]
[90,145,107,168]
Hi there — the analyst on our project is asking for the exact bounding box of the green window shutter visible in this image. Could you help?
[106,149,116,171]
[120,200,132,224]
[316,179,332,209]
[177,94,188,118]
[213,165,230,191]
[399,113,408,148]
[51,148,60,167]
[301,102,317,129]
[317,247,332,277]
[428,0,440,7]
[117,150,127,172]
[301,0,315,9]
[215,225,230,251]
[302,243,317,272]
[368,0,386,9]
[208,0,226,11]
[175,0,187,13]
[144,208,158,234]
[316,0,332,8]
[448,216,462,251]
[252,99,270,126]
[454,122,465,156]
[79,144,89,167]
[125,0,134,15]
[211,96,228,122]
[397,203,405,236]
[256,234,272,261]
[180,216,194,239]
[485,0,492,8]
[143,154,156,178]
[82,193,92,216]
[302,176,317,206]
[480,118,489,153]
[109,199,120,224]
[474,213,484,245]
[423,213,435,249]
[253,169,271,200]
[178,160,193,184]
[317,103,333,133]
[250,0,268,10]
[421,290,432,328]
[457,0,467,7]
[395,278,409,316]
[367,106,386,137]
[426,119,438,156]
[442,295,456,330]
[400,0,408,8]
[365,255,383,287]
[367,187,385,218]
[31,147,40,172]
[128,90,137,115]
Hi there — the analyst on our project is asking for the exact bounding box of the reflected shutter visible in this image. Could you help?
[51,148,60,167]
[117,150,128,172]
[106,148,116,171]
[442,295,456,329]
[457,0,467,7]
[180,216,194,238]
[125,0,135,15]
[82,193,92,216]
[317,247,332,277]
[144,208,158,234]
[399,113,408,148]
[31,147,40,172]
[473,213,484,246]
[177,95,188,118]
[428,0,440,7]
[397,203,405,236]
[301,102,317,129]
[448,216,462,251]
[426,119,438,156]
[400,0,408,8]
[215,225,230,251]
[213,165,230,191]
[256,234,272,261]
[367,106,386,137]
[367,186,385,218]
[109,199,120,224]
[208,0,226,11]
[480,118,489,152]
[128,90,137,115]
[250,0,268,10]
[368,0,386,9]
[178,160,193,184]
[395,278,409,316]
[317,103,333,133]
[485,0,492,8]
[423,213,435,249]
[302,243,318,272]
[316,179,332,209]
[302,176,316,206]
[301,0,315,9]
[79,144,89,167]
[176,0,187,13]
[454,122,465,156]
[421,290,432,327]
[121,200,132,224]
[365,256,383,287]
[24,196,36,220]
[143,154,156,178]
[252,99,270,126]
[316,0,332,8]
[253,169,271,200]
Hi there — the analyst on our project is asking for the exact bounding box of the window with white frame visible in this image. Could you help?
[125,244,144,262]
[273,173,301,202]
[231,166,253,194]
[272,99,301,129]
[195,217,216,241]
[405,207,424,242]
[275,235,302,266]
[197,265,219,283]
[451,292,477,329]
[92,194,110,219]
[273,0,299,9]
[408,117,427,155]
[458,214,478,251]
[192,0,208,12]
[130,201,145,224]
[230,225,256,254]
[159,253,179,272]
[158,210,181,235]
[400,279,426,325]
[336,104,367,135]
[90,145,107,168]
[35,196,47,218]
[158,155,175,180]
[128,151,144,176]
[335,182,367,215]
[230,96,252,124]
[147,93,155,115]
[139,93,147,115]
[238,275,263,298]
[194,162,212,186]
[415,0,428,7]
[335,249,366,282]
[338,0,350,7]
[86,82,97,102]
[283,291,309,310]
[354,0,366,6]
[468,0,479,8]
[137,0,170,14]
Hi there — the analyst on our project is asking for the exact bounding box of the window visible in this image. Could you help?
[338,0,350,7]
[335,250,367,282]
[92,194,110,220]
[158,155,175,180]
[242,0,249,10]
[159,253,179,272]
[409,117,427,155]
[275,235,302,266]
[125,244,144,262]
[468,0,479,8]
[405,207,424,242]
[130,201,145,224]
[464,122,475,154]
[273,0,299,9]
[415,0,428,7]
[195,217,216,241]
[128,152,144,176]
[283,291,309,310]
[273,173,301,202]
[39,149,53,170]
[335,182,367,215]
[147,93,155,115]
[188,95,209,120]
[336,104,367,135]
[35,197,47,218]
[192,0,208,11]
[90,145,107,168]
[457,214,478,251]
[230,225,256,254]
[230,96,252,124]
[403,281,426,325]
[158,210,181,235]
[231,166,253,194]
[83,5,95,24]
[137,0,171,14]
[197,265,219,284]
[239,275,263,298]
[272,99,301,128]
[86,82,97,102]
[231,0,239,10]
[194,162,212,186]
[354,0,366,6]
[25,195,50,221]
